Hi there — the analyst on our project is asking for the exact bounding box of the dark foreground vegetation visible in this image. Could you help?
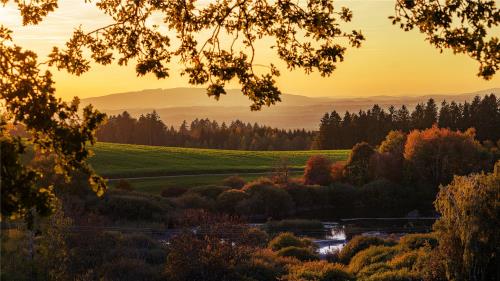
[3,124,499,280]
[2,163,498,281]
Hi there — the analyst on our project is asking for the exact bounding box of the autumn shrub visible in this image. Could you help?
[236,249,297,281]
[268,232,313,251]
[304,155,333,186]
[356,262,392,280]
[242,227,270,248]
[398,233,437,251]
[239,178,294,218]
[404,126,488,187]
[114,179,134,191]
[277,246,319,261]
[336,236,392,264]
[160,186,189,198]
[222,175,246,188]
[362,268,420,281]
[348,246,399,274]
[331,162,346,182]
[216,189,249,213]
[175,193,214,210]
[284,261,354,281]
[387,251,420,270]
[187,185,230,199]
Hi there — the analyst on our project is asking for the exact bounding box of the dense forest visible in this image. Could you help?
[97,94,500,151]
[96,112,314,150]
[314,94,500,149]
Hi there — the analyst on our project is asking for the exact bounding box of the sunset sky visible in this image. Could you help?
[2,0,499,100]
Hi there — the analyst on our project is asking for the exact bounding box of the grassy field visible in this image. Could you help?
[89,142,350,194]
[90,142,350,178]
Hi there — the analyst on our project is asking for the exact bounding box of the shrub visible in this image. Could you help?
[348,246,399,274]
[363,268,420,281]
[304,155,333,186]
[242,227,270,248]
[344,142,375,186]
[175,193,214,210]
[337,236,391,264]
[284,261,354,281]
[268,232,315,252]
[160,186,189,198]
[239,178,294,218]
[356,262,392,280]
[388,251,420,270]
[114,179,134,191]
[187,185,230,199]
[359,179,409,216]
[99,192,171,222]
[265,219,324,235]
[398,233,437,251]
[331,162,346,182]
[268,232,305,251]
[277,246,319,261]
[237,249,297,281]
[216,189,249,213]
[222,175,246,188]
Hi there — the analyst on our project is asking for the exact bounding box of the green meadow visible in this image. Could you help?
[89,142,349,193]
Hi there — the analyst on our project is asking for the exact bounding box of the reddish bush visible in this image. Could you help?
[303,155,333,186]
[331,162,346,182]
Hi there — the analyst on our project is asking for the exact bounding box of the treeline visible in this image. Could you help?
[96,111,313,150]
[314,94,500,149]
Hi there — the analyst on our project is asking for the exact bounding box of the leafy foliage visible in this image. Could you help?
[433,163,500,281]
[391,0,499,79]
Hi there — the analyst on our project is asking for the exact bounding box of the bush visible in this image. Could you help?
[344,142,375,186]
[237,249,297,281]
[265,219,324,235]
[187,185,230,199]
[337,236,391,264]
[114,179,134,191]
[277,246,319,261]
[268,232,315,252]
[284,261,354,281]
[348,246,399,274]
[175,193,214,210]
[99,192,171,222]
[388,251,420,270]
[363,268,420,281]
[304,155,333,186]
[239,178,294,218]
[398,233,437,251]
[359,179,409,216]
[216,189,249,213]
[268,232,305,251]
[242,227,270,248]
[160,186,189,198]
[222,175,246,188]
[331,162,346,182]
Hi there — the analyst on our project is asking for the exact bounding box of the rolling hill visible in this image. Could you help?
[82,87,500,130]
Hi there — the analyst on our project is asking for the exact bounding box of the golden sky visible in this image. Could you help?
[1,0,499,100]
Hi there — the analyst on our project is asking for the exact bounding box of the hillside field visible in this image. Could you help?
[90,142,350,178]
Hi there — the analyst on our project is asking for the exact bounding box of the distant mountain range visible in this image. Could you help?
[82,87,499,130]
